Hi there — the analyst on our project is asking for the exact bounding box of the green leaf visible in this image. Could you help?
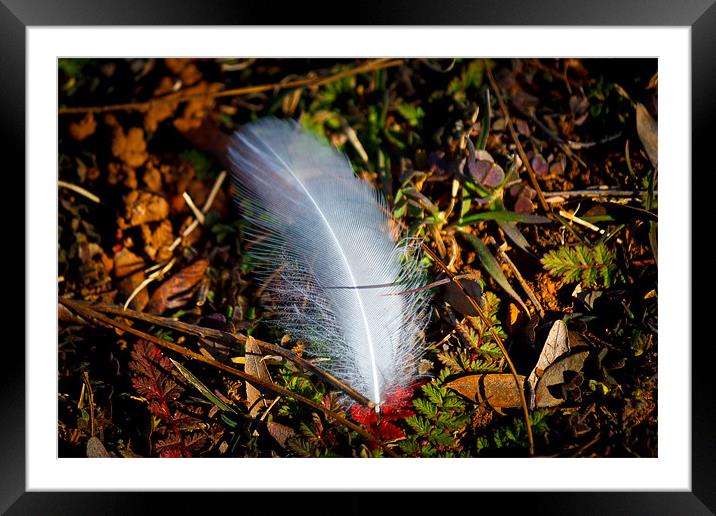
[395,103,425,127]
[170,359,239,415]
[461,232,528,312]
[541,243,621,288]
[457,211,550,226]
[498,221,532,254]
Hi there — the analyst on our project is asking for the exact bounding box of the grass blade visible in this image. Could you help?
[461,231,528,313]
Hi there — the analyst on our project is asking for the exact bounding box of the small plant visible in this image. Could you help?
[129,340,207,457]
[541,243,621,288]
[476,409,550,454]
[399,369,472,457]
[437,291,506,374]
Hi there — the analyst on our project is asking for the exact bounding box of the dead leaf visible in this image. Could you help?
[534,350,589,408]
[267,421,297,448]
[244,336,273,417]
[144,76,181,132]
[173,82,223,133]
[527,320,570,399]
[86,436,111,458]
[111,126,149,167]
[165,58,202,86]
[142,166,163,193]
[114,247,148,310]
[118,191,169,229]
[506,303,523,334]
[114,248,145,279]
[635,103,658,168]
[147,259,209,314]
[140,219,174,262]
[69,112,97,141]
[119,270,149,312]
[107,162,138,189]
[447,373,526,410]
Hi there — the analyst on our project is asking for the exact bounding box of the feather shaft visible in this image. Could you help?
[229,118,429,407]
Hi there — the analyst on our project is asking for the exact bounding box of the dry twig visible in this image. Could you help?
[59,59,403,116]
[59,297,394,456]
[420,242,535,455]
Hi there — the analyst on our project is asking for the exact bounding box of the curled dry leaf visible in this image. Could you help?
[114,247,145,278]
[142,166,163,192]
[267,421,297,449]
[111,126,149,168]
[140,219,174,262]
[527,320,570,399]
[118,191,170,229]
[115,243,149,311]
[69,112,97,141]
[447,373,526,410]
[533,350,589,408]
[144,58,204,132]
[107,162,138,189]
[147,258,209,314]
[86,436,111,458]
[119,270,149,311]
[173,82,223,133]
[164,58,202,86]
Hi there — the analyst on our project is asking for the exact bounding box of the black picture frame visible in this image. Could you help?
[3,1,712,513]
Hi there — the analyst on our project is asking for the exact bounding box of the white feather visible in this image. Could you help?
[228,118,429,407]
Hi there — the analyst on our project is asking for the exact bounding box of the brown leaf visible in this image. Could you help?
[118,270,149,311]
[244,336,273,417]
[447,373,526,410]
[118,191,169,229]
[140,220,174,262]
[505,302,523,334]
[69,112,97,141]
[112,126,149,167]
[173,82,223,133]
[636,103,658,168]
[534,350,589,408]
[107,162,138,189]
[267,421,297,449]
[527,320,570,398]
[147,259,209,314]
[142,166,163,193]
[114,247,145,279]
[86,436,111,458]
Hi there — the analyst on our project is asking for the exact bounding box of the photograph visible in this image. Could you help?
[56,57,660,459]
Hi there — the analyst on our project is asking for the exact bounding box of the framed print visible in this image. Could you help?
[4,0,714,513]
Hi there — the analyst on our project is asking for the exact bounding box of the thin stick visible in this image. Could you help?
[558,209,605,234]
[200,170,227,212]
[182,192,205,224]
[544,189,651,198]
[60,298,394,456]
[484,61,550,215]
[169,170,227,252]
[497,243,545,318]
[59,59,403,116]
[58,180,100,204]
[82,371,96,437]
[123,258,175,310]
[61,298,371,407]
[421,242,535,455]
